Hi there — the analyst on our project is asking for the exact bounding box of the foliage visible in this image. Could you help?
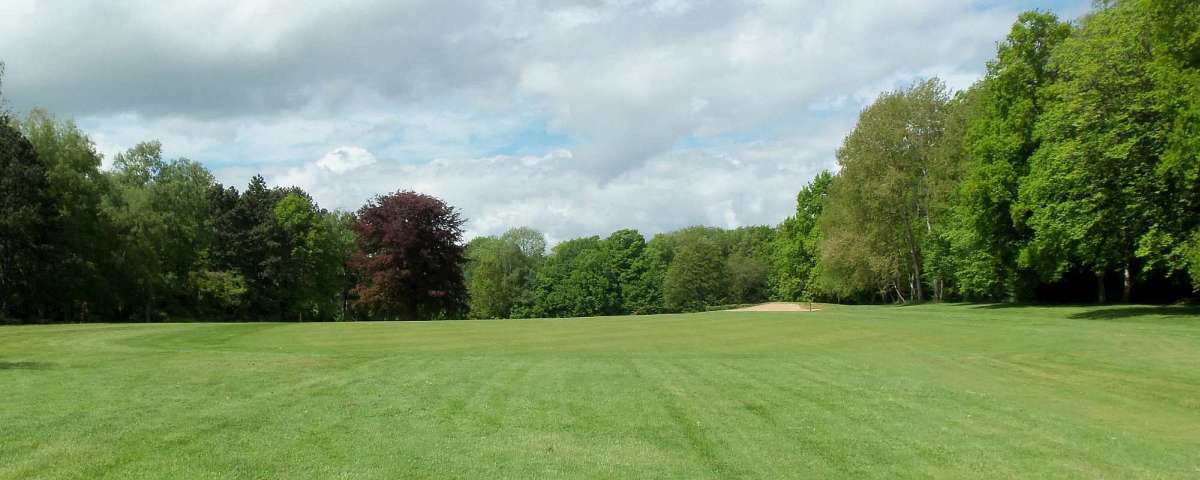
[350,191,468,320]
[0,115,56,321]
[771,171,832,301]
[621,234,673,315]
[663,235,729,311]
[949,12,1073,301]
[465,227,545,319]
[1016,2,1171,303]
[18,110,113,320]
[818,79,961,302]
[524,236,623,318]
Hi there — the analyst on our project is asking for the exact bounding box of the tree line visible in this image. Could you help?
[462,225,778,319]
[813,0,1200,304]
[2,0,1198,323]
[465,1,1200,314]
[1,106,472,322]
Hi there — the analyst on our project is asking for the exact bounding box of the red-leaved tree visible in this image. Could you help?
[350,191,467,320]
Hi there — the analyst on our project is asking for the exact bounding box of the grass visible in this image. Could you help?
[2,304,1199,479]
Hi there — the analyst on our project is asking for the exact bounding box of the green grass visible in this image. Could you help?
[3,304,1199,479]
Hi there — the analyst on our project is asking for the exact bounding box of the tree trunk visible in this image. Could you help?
[905,227,924,303]
[1096,272,1107,304]
[910,253,924,303]
[1122,262,1133,304]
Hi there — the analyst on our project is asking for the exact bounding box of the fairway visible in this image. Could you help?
[3,304,1199,479]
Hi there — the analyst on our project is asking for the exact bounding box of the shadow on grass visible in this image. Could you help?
[973,302,1200,322]
[969,303,1031,310]
[1068,306,1200,320]
[0,361,54,370]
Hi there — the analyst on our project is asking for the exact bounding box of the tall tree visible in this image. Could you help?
[0,115,57,321]
[604,228,646,308]
[275,191,344,321]
[19,110,113,320]
[772,171,832,301]
[104,142,218,320]
[350,191,467,320]
[464,227,545,319]
[622,234,673,314]
[818,79,959,302]
[1016,2,1170,303]
[1143,0,1200,292]
[951,11,1073,301]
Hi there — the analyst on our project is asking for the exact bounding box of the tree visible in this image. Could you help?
[501,226,548,260]
[622,234,673,314]
[1144,0,1200,292]
[203,175,292,319]
[321,210,359,320]
[466,227,546,319]
[604,228,646,308]
[772,171,832,301]
[350,191,467,320]
[818,79,960,302]
[950,11,1073,301]
[1016,2,1170,303]
[19,110,113,321]
[104,142,219,320]
[663,235,728,311]
[0,115,57,321]
[727,253,770,304]
[275,191,352,321]
[525,236,622,318]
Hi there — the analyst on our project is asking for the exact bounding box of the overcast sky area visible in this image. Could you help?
[1,0,1090,243]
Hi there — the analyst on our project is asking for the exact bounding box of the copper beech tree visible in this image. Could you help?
[350,191,468,320]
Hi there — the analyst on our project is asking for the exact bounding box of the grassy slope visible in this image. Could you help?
[2,304,1198,479]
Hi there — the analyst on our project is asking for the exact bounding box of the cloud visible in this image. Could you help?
[1,0,1091,240]
[258,116,850,243]
[316,146,376,173]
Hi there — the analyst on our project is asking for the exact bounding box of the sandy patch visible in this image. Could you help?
[732,302,822,312]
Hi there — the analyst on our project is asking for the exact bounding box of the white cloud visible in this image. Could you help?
[2,0,1091,240]
[316,146,376,173]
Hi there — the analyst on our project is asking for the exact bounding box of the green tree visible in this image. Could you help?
[818,79,960,302]
[526,237,621,318]
[0,115,57,321]
[604,228,646,309]
[663,235,728,311]
[950,11,1072,301]
[727,252,769,304]
[1016,2,1170,303]
[19,110,113,320]
[465,227,546,319]
[1144,0,1200,292]
[275,191,352,321]
[772,171,832,301]
[622,234,673,314]
[104,142,219,320]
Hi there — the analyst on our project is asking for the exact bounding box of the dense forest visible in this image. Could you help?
[2,0,1198,323]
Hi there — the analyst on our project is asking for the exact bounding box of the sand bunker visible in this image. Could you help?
[732,302,821,312]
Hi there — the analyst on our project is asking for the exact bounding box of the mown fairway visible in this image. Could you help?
[2,304,1199,479]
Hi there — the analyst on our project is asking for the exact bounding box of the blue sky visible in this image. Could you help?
[1,0,1091,242]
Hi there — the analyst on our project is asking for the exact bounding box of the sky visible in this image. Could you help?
[0,0,1090,243]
